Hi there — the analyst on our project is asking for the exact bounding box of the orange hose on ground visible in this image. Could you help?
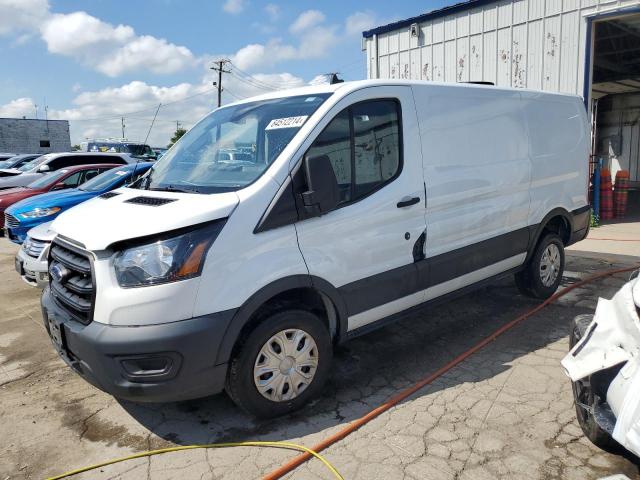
[263,264,640,480]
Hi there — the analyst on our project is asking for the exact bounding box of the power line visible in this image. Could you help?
[228,61,303,90]
[143,104,161,145]
[224,88,245,101]
[229,71,275,92]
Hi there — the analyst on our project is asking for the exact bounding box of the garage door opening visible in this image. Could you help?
[590,12,640,217]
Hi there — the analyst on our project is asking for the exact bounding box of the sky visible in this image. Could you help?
[0,0,452,147]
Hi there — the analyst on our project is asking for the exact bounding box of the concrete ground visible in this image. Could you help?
[0,223,639,480]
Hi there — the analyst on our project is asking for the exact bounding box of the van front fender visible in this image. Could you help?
[214,275,348,366]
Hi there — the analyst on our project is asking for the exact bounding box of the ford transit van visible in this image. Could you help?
[41,80,590,417]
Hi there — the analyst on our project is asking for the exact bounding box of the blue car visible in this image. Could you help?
[5,162,153,243]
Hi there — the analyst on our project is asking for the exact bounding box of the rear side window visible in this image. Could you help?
[85,156,126,165]
[305,99,402,207]
[48,156,78,169]
[59,171,84,188]
[50,155,125,169]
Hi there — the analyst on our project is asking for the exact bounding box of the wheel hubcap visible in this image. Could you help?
[539,243,561,287]
[254,328,319,402]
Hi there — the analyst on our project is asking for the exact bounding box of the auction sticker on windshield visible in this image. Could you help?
[265,116,308,130]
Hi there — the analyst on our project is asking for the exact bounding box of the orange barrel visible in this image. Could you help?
[614,170,629,218]
[600,168,613,220]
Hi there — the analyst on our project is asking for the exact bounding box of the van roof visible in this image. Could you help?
[225,79,582,107]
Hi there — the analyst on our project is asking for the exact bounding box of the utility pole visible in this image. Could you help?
[210,59,231,108]
[121,117,126,139]
[176,120,181,132]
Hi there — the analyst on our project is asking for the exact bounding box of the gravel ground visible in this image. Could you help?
[0,236,639,480]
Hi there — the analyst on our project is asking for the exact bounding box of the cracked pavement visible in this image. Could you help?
[0,237,639,479]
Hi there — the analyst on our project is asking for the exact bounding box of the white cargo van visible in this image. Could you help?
[42,80,590,417]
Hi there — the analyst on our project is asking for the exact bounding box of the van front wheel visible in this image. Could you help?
[226,309,332,418]
[515,233,565,299]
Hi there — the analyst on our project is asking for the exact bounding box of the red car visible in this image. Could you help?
[0,164,120,231]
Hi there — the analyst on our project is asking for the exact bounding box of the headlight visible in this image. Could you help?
[113,220,225,287]
[19,207,61,219]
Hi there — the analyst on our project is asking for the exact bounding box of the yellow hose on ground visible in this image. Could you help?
[45,441,343,480]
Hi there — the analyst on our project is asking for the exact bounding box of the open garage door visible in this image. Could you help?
[591,12,640,190]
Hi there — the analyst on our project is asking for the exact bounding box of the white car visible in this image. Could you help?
[41,80,590,417]
[15,221,55,288]
[563,273,640,458]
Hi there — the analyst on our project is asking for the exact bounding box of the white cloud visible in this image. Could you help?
[264,4,280,22]
[345,11,377,36]
[223,0,244,15]
[231,41,297,71]
[231,10,340,71]
[97,36,195,76]
[38,11,195,77]
[40,12,133,56]
[0,97,37,118]
[0,0,50,35]
[290,10,326,34]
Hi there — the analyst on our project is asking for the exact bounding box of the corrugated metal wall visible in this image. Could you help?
[366,0,640,96]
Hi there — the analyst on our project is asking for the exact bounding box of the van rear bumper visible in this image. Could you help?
[41,287,237,403]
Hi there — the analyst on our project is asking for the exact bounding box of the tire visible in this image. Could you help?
[226,309,333,418]
[514,233,565,299]
[570,314,620,452]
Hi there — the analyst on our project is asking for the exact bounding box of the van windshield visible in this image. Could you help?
[135,93,331,194]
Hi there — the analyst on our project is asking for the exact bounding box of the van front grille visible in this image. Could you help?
[49,240,94,324]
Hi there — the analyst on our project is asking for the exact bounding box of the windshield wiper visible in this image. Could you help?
[150,184,201,194]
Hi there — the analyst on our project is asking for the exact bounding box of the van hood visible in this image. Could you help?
[50,187,240,250]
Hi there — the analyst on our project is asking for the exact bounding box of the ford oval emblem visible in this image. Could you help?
[50,264,69,283]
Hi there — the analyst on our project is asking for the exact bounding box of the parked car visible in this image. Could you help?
[5,162,153,244]
[14,221,56,288]
[153,147,168,160]
[1,163,122,239]
[41,80,590,417]
[80,139,157,160]
[0,152,132,189]
[562,272,640,459]
[0,152,17,162]
[0,154,41,170]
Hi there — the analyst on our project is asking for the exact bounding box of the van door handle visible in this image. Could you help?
[397,196,420,208]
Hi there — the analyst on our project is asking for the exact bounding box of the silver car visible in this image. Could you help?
[14,221,55,288]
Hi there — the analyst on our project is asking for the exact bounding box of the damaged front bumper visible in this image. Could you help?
[562,273,640,457]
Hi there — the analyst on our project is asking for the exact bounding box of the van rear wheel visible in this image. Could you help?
[515,233,565,299]
[226,309,332,418]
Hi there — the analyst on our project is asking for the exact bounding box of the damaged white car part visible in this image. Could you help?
[562,274,640,457]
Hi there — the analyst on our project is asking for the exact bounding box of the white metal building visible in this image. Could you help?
[363,0,640,182]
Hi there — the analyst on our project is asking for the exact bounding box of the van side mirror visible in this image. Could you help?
[301,155,339,217]
[39,164,50,173]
